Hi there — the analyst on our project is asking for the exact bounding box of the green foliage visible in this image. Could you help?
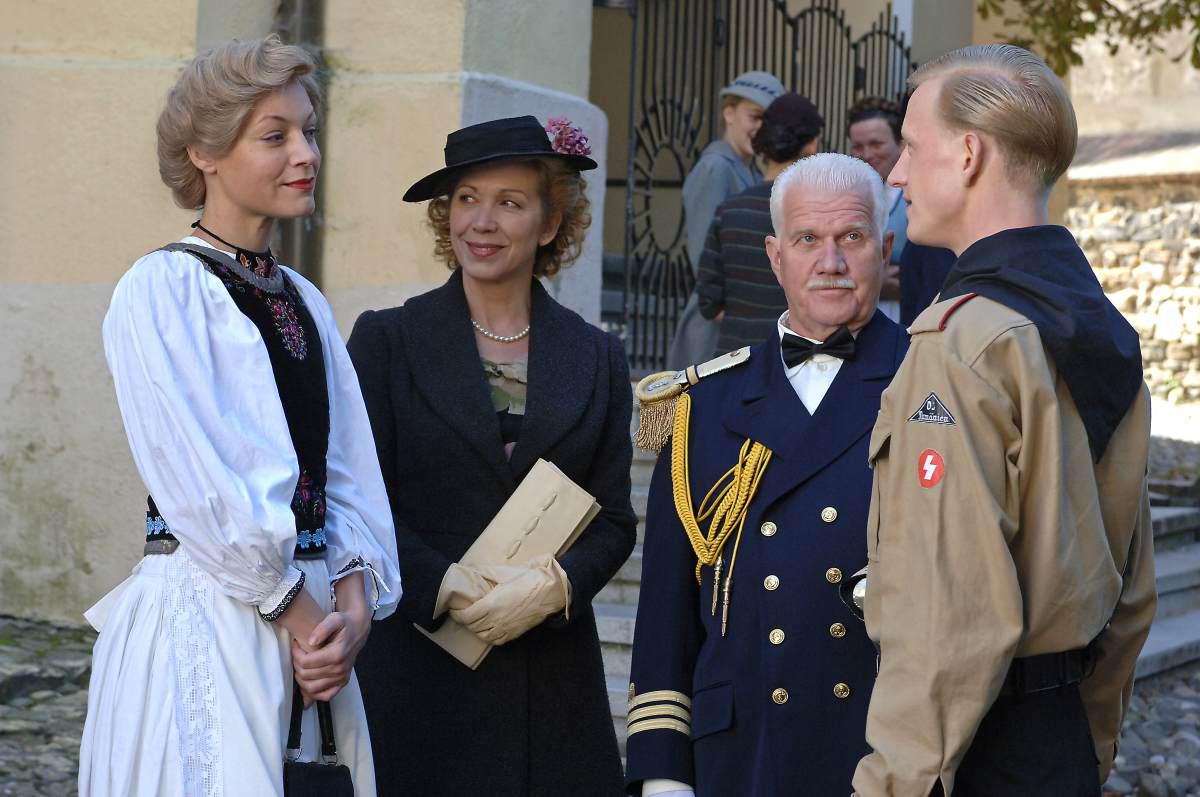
[977,0,1200,74]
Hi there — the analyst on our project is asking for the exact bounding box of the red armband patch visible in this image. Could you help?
[918,449,945,488]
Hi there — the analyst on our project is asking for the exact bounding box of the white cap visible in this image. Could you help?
[719,71,785,109]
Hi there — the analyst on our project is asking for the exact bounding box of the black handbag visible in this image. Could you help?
[283,684,354,797]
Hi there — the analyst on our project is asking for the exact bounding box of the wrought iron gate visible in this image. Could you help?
[621,0,913,372]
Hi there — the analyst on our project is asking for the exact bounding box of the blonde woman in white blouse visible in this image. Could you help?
[78,36,401,797]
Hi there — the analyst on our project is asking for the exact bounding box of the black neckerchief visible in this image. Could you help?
[939,225,1142,461]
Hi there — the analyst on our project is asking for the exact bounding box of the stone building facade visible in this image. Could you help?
[1069,179,1200,401]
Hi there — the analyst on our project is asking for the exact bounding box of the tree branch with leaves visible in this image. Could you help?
[978,0,1200,73]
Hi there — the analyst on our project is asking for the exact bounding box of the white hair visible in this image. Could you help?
[769,152,889,241]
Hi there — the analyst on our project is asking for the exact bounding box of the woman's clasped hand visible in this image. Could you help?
[288,571,374,705]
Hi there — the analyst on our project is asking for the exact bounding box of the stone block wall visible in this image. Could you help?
[1067,178,1200,400]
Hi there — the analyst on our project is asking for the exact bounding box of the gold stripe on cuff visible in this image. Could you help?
[627,704,691,726]
[628,689,692,711]
[627,717,691,736]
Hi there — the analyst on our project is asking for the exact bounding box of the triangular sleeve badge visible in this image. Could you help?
[908,392,957,426]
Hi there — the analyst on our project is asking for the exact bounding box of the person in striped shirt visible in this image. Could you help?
[695,93,825,355]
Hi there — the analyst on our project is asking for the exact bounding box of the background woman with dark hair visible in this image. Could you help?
[695,92,824,354]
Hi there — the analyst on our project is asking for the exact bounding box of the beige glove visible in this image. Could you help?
[449,554,571,645]
[433,562,526,619]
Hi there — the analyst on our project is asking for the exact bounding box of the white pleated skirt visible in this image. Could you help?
[78,549,377,797]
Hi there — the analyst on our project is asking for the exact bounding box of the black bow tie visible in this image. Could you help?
[781,325,856,368]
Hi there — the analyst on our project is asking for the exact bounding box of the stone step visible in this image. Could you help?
[632,484,648,527]
[596,602,637,681]
[607,676,630,752]
[1135,608,1200,680]
[1153,506,1200,550]
[631,445,657,487]
[594,545,643,606]
[1148,477,1200,501]
[1154,542,1200,620]
[596,602,637,646]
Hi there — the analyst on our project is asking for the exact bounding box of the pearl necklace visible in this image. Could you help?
[471,318,530,342]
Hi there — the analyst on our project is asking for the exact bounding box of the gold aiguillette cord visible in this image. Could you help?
[670,393,773,636]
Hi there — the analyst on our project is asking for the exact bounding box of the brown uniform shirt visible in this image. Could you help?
[852,295,1156,796]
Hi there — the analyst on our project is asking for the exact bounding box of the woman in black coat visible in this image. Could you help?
[346,116,636,796]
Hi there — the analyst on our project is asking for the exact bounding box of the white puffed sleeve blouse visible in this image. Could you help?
[102,241,401,619]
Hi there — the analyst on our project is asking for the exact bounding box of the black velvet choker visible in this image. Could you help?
[191,221,277,275]
[191,221,281,289]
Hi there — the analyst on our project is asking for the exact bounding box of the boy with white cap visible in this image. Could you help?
[669,70,786,369]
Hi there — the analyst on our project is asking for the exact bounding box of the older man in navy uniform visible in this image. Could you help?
[625,153,908,797]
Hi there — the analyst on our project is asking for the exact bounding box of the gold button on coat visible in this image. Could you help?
[763,575,780,591]
[825,567,843,584]
[772,688,789,704]
[760,521,777,537]
[833,683,851,699]
[829,623,847,638]
[820,506,838,523]
[769,628,785,645]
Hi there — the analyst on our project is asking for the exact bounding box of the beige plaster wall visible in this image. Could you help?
[197,0,278,50]
[1,5,198,281]
[464,0,592,98]
[911,0,973,67]
[0,287,141,620]
[6,0,194,60]
[319,0,471,323]
[1,1,205,623]
[1,0,279,623]
[2,0,605,623]
[1071,30,1200,136]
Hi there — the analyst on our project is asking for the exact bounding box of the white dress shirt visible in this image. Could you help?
[777,311,844,414]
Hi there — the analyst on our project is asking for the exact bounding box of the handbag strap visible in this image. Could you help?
[317,700,338,762]
[287,681,340,764]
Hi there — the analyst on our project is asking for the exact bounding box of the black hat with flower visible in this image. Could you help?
[402,115,597,202]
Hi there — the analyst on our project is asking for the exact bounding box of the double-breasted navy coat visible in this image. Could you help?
[625,311,908,797]
[347,270,636,797]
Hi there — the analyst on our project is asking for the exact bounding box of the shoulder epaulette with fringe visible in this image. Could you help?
[632,347,751,453]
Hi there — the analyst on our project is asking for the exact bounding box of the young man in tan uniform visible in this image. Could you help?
[852,45,1156,796]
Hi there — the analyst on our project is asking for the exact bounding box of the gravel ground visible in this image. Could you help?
[1105,665,1200,797]
[0,617,92,796]
[0,613,1197,796]
[0,403,1196,796]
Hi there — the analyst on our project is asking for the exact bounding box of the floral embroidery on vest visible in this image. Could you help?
[202,253,309,360]
[268,293,308,360]
[291,467,327,532]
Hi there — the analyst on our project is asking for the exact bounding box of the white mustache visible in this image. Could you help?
[806,277,857,290]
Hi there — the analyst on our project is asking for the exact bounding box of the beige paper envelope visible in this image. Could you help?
[416,458,601,668]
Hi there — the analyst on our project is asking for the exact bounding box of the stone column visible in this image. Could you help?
[321,0,607,331]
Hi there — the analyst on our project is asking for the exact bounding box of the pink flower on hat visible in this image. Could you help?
[545,117,592,157]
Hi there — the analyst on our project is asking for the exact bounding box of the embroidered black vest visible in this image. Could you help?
[146,247,331,560]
